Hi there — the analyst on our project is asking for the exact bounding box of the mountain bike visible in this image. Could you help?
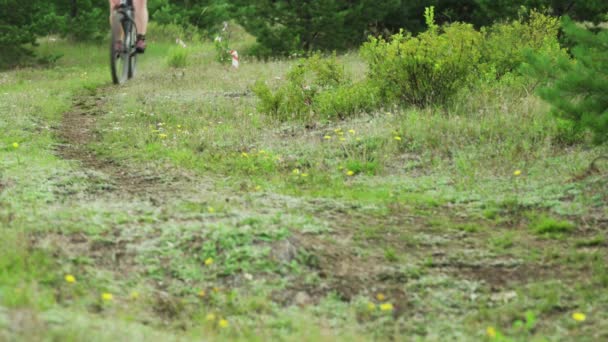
[110,0,138,84]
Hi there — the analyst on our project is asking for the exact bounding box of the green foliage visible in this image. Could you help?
[481,11,561,78]
[0,0,41,68]
[150,0,230,35]
[253,54,378,121]
[362,22,483,107]
[231,0,401,57]
[166,47,189,68]
[525,18,608,144]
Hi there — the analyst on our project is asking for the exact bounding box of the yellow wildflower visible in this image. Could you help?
[130,291,140,300]
[177,125,182,129]
[379,303,393,311]
[219,319,229,328]
[334,128,342,133]
[158,133,167,139]
[394,136,402,141]
[572,312,586,322]
[346,170,355,176]
[339,137,346,142]
[301,173,309,178]
[241,152,248,158]
[64,274,76,283]
[206,313,216,321]
[207,207,215,213]
[198,290,206,297]
[101,293,113,301]
[255,185,262,191]
[292,168,300,175]
[348,129,356,134]
[12,142,19,148]
[376,293,386,301]
[367,302,376,311]
[513,170,522,176]
[324,135,332,140]
[205,257,214,266]
[486,326,497,338]
[213,287,221,293]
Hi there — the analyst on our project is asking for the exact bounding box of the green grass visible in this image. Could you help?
[1,34,607,341]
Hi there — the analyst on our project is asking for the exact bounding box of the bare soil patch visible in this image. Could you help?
[55,89,171,197]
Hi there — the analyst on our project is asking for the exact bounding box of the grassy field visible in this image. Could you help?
[1,34,607,341]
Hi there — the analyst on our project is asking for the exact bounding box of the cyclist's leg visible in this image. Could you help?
[109,0,123,53]
[133,0,148,34]
[134,0,148,52]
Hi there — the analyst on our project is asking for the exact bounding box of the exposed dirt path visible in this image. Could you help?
[56,88,168,196]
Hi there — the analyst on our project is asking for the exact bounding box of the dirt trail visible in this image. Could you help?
[56,88,167,196]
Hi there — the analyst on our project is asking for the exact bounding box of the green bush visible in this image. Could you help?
[166,47,189,68]
[481,11,561,78]
[361,22,482,107]
[253,54,349,121]
[525,17,608,144]
[314,82,381,120]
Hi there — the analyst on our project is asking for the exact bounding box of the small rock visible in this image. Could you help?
[294,291,312,307]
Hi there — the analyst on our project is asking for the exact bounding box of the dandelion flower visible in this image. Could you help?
[205,257,214,266]
[376,293,386,301]
[219,319,229,328]
[255,185,262,191]
[513,170,522,176]
[198,290,206,298]
[348,129,356,134]
[101,293,113,301]
[207,207,215,213]
[292,168,300,175]
[64,274,76,283]
[12,142,19,148]
[394,136,402,141]
[486,327,497,338]
[572,312,586,322]
[301,173,309,178]
[339,137,346,142]
[206,313,216,321]
[334,128,342,133]
[324,135,332,140]
[241,152,248,158]
[367,302,376,311]
[177,125,182,129]
[346,170,355,176]
[379,303,393,311]
[130,291,140,300]
[158,133,168,139]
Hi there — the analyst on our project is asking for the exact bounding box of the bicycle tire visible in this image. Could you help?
[127,21,137,79]
[110,16,129,84]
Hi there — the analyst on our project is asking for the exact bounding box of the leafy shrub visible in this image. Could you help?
[166,47,189,68]
[253,54,366,120]
[481,11,561,78]
[361,22,482,107]
[525,17,608,144]
[315,82,381,120]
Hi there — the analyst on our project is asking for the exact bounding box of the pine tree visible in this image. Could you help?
[526,17,608,143]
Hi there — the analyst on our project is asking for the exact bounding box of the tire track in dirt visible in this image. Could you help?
[56,88,169,196]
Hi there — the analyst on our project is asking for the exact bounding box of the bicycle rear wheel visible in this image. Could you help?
[110,17,129,84]
[127,22,137,79]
